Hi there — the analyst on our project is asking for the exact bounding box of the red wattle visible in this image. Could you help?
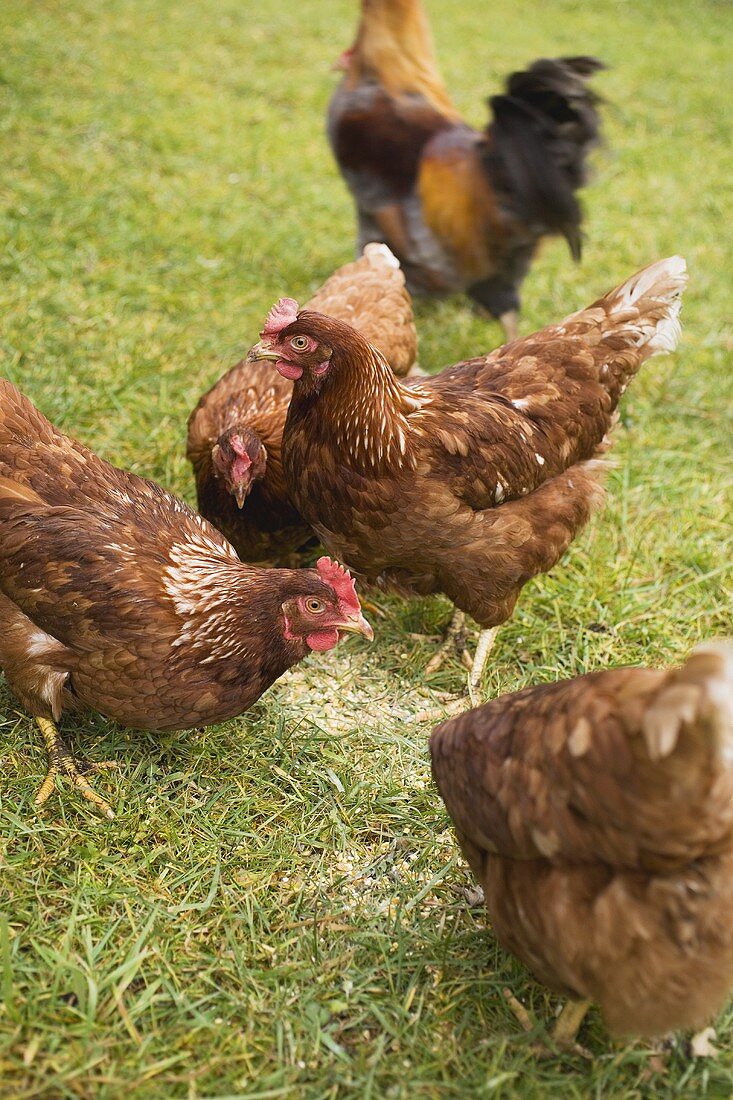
[276,360,303,381]
[306,628,340,652]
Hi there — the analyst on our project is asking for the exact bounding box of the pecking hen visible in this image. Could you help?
[251,257,687,706]
[329,0,603,338]
[430,642,733,1046]
[0,380,372,819]
[187,243,418,564]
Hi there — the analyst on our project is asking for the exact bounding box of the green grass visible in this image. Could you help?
[1,0,732,1095]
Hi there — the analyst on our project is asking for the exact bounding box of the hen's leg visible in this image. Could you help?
[550,999,592,1050]
[34,718,116,820]
[504,990,592,1058]
[425,610,470,676]
[373,204,412,265]
[412,623,498,723]
[499,310,519,343]
[468,626,498,706]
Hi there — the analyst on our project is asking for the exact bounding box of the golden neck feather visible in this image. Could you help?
[348,0,460,121]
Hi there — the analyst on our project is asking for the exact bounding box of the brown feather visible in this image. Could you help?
[277,259,686,630]
[0,379,364,735]
[329,0,603,318]
[187,246,418,562]
[430,643,733,1038]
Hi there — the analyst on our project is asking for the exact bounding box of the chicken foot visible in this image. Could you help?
[34,717,116,820]
[412,625,499,723]
[468,626,498,706]
[499,310,519,343]
[425,610,470,676]
[549,999,592,1051]
[503,989,592,1057]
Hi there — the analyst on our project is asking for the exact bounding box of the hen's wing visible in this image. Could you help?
[418,125,512,285]
[0,379,231,541]
[306,245,418,377]
[328,81,452,207]
[431,644,733,875]
[407,257,686,511]
[0,381,239,651]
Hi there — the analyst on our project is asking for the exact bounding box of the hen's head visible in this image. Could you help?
[332,45,354,72]
[251,299,370,395]
[280,557,373,652]
[212,427,267,508]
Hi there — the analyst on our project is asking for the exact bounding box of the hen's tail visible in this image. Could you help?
[591,254,687,357]
[483,56,604,260]
[559,256,687,404]
[361,242,402,273]
[642,641,733,767]
[0,378,57,453]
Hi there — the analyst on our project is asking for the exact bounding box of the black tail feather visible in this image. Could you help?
[482,57,604,260]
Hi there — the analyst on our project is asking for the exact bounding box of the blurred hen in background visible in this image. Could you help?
[329,0,604,339]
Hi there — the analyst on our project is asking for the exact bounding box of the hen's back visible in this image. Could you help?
[431,642,733,1036]
[307,244,417,376]
[0,378,232,548]
[410,257,687,513]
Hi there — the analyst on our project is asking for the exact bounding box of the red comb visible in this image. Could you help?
[261,297,299,337]
[229,434,251,460]
[317,556,361,615]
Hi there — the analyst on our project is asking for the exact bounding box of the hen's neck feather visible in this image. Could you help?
[293,333,427,473]
[164,534,291,664]
[348,0,459,121]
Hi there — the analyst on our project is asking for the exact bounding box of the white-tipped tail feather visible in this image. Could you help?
[642,640,733,763]
[608,255,688,356]
[363,242,401,270]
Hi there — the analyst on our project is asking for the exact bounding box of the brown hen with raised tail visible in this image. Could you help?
[252,258,686,701]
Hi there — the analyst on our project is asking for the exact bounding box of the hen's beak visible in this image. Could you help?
[233,484,248,509]
[249,341,281,362]
[339,613,374,641]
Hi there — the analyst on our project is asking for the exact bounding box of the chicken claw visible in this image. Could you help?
[468,626,499,706]
[34,717,116,820]
[425,610,469,676]
[502,989,592,1058]
[499,309,519,344]
[548,999,592,1053]
[413,624,499,723]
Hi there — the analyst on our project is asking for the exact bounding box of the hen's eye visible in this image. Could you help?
[305,597,325,614]
[291,335,309,351]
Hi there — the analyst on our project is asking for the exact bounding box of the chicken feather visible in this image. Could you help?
[430,642,733,1039]
[0,380,372,815]
[187,244,418,563]
[255,259,686,647]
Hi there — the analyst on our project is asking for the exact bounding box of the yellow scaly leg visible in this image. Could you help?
[550,999,592,1051]
[411,624,500,724]
[34,717,116,820]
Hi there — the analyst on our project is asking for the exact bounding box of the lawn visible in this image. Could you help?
[1,0,732,1095]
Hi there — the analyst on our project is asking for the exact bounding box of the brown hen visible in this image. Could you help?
[252,257,687,703]
[329,0,603,338]
[187,243,418,564]
[0,380,372,819]
[430,642,733,1046]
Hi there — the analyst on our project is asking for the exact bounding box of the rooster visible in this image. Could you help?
[187,243,419,563]
[328,0,603,339]
[0,380,372,819]
[431,642,733,1048]
[251,257,687,707]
